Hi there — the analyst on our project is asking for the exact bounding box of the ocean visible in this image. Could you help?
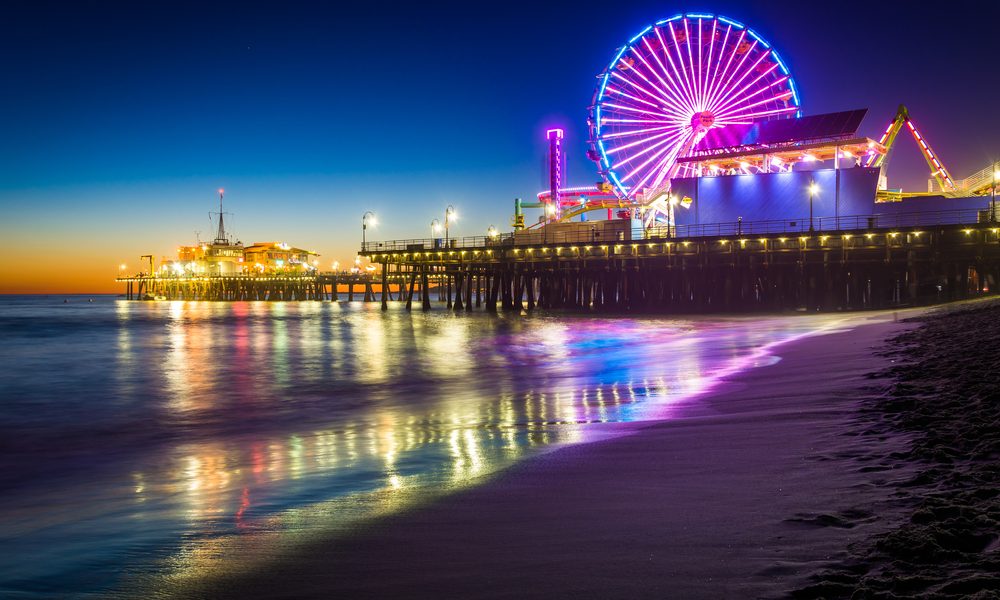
[0,295,851,597]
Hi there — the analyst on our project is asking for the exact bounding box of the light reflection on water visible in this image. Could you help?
[0,297,853,597]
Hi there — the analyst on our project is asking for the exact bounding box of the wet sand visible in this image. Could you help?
[161,309,934,599]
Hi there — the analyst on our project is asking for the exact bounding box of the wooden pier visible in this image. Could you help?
[361,210,1000,313]
[115,273,418,302]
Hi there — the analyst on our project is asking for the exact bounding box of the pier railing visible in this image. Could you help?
[362,207,996,252]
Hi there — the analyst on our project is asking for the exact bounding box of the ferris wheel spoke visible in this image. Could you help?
[709,54,777,116]
[605,86,669,112]
[703,38,758,115]
[712,77,789,120]
[683,19,700,108]
[611,128,689,169]
[641,37,694,113]
[637,138,688,191]
[715,85,794,119]
[664,25,700,112]
[636,38,694,112]
[624,50,696,116]
[622,134,685,183]
[705,25,733,112]
[655,27,699,114]
[707,47,772,116]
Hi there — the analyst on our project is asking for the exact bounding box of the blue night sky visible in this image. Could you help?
[2,0,999,291]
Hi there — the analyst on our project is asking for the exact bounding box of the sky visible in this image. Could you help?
[2,0,999,293]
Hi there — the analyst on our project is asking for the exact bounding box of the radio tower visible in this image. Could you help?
[213,188,228,244]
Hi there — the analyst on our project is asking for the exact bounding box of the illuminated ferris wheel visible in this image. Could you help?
[589,13,801,215]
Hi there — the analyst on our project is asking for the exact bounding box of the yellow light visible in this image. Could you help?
[119,263,127,270]
[759,238,767,243]
[913,231,922,236]
[964,229,973,235]
[778,237,787,243]
[720,239,729,245]
[808,183,820,195]
[820,235,829,242]
[865,233,874,239]
[889,232,899,237]
[842,234,852,240]
[682,241,690,246]
[799,236,808,242]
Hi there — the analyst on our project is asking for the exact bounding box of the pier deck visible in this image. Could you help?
[360,209,1000,312]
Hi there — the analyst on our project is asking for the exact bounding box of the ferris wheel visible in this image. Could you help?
[589,13,800,219]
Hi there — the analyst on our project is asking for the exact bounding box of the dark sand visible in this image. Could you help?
[794,300,1000,599]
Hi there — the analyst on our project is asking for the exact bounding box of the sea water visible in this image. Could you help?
[0,295,851,597]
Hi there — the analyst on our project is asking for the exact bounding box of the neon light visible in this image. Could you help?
[546,128,564,139]
[685,12,714,18]
[746,29,770,48]
[717,16,744,29]
[656,14,683,25]
[629,25,653,43]
[535,186,607,199]
[772,52,789,75]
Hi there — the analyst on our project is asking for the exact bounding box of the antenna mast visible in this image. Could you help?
[214,188,228,244]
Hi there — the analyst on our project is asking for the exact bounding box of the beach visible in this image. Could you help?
[159,308,944,599]
[794,299,1000,598]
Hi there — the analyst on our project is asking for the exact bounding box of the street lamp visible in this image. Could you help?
[445,205,456,247]
[332,260,340,272]
[431,218,442,241]
[808,181,819,232]
[487,225,498,238]
[362,211,376,248]
[119,263,127,272]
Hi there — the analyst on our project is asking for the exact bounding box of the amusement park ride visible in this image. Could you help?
[520,12,996,230]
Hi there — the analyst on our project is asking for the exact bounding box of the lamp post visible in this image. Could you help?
[431,219,442,248]
[362,211,376,248]
[808,182,819,232]
[445,205,456,247]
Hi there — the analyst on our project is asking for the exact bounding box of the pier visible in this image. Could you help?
[360,209,1000,313]
[115,272,414,302]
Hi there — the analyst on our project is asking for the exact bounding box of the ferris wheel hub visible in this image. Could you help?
[691,111,716,130]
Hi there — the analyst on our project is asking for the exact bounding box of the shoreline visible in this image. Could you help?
[161,309,926,599]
